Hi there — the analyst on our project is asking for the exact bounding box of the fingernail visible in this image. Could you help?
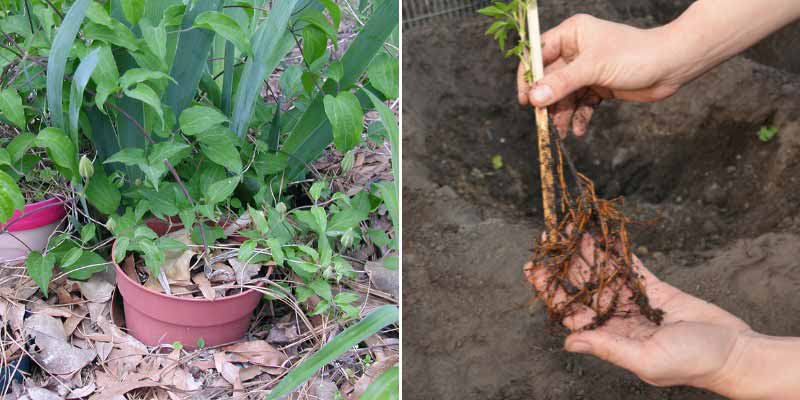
[531,84,553,104]
[565,340,592,354]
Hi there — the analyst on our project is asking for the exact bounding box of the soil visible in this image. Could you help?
[402,1,800,398]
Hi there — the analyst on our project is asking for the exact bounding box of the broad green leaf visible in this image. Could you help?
[119,69,176,90]
[89,45,120,111]
[121,0,144,25]
[327,60,343,82]
[36,128,77,177]
[238,240,257,261]
[309,279,332,301]
[178,105,228,135]
[26,252,56,298]
[148,141,190,165]
[327,207,368,234]
[361,366,399,400]
[0,88,25,128]
[302,26,326,65]
[47,0,91,130]
[230,0,298,137]
[104,148,147,166]
[323,92,363,152]
[206,175,240,204]
[0,170,24,223]
[298,9,336,43]
[82,21,139,50]
[61,248,84,268]
[69,48,100,141]
[267,238,284,266]
[0,150,11,167]
[86,2,114,27]
[194,11,251,55]
[163,0,223,118]
[81,223,97,243]
[266,305,399,399]
[311,206,327,234]
[309,181,325,202]
[139,239,164,276]
[123,84,164,129]
[319,0,341,29]
[196,127,242,173]
[7,133,35,162]
[367,53,399,99]
[140,19,167,62]
[114,237,130,263]
[333,291,359,305]
[61,250,107,280]
[310,300,330,315]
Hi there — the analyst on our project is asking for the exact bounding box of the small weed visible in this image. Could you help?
[491,154,504,170]
[758,126,778,142]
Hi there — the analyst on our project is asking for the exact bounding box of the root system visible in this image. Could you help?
[525,138,664,330]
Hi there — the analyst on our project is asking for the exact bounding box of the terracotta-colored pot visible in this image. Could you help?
[111,221,262,349]
[0,198,67,262]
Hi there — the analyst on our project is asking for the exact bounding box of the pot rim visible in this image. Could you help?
[111,238,264,303]
[1,197,67,232]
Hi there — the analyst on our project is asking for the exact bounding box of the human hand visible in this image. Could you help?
[524,233,752,389]
[517,14,686,137]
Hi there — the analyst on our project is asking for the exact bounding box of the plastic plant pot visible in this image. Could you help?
[111,220,263,349]
[0,353,31,393]
[0,198,67,263]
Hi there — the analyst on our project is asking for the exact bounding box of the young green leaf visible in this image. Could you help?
[249,206,268,234]
[36,128,78,177]
[178,105,229,135]
[81,223,97,243]
[367,53,399,99]
[0,88,25,128]
[333,291,360,305]
[323,92,363,152]
[121,0,145,24]
[206,175,240,204]
[114,237,130,263]
[302,25,327,65]
[119,69,176,91]
[123,83,164,129]
[309,279,332,301]
[267,238,284,266]
[266,305,399,399]
[140,239,165,276]
[7,133,35,163]
[140,19,167,63]
[238,240,257,261]
[0,171,25,222]
[196,127,242,173]
[194,11,251,56]
[47,0,91,130]
[89,45,120,111]
[26,252,56,297]
[61,250,107,280]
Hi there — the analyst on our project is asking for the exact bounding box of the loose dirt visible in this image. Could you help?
[403,1,800,398]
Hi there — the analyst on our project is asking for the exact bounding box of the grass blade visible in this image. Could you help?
[163,0,222,118]
[360,366,399,400]
[47,0,91,130]
[281,0,398,175]
[221,41,234,116]
[230,0,298,138]
[69,48,100,144]
[363,88,397,183]
[266,305,399,400]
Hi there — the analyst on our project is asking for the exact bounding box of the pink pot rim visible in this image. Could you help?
[112,238,263,304]
[1,197,67,232]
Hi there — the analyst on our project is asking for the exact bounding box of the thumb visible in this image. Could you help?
[565,330,644,373]
[529,59,594,107]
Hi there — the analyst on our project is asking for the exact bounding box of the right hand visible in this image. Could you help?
[518,14,687,137]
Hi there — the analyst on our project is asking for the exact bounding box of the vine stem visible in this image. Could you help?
[526,0,557,235]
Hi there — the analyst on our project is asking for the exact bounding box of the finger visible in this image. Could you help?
[517,62,530,106]
[540,15,581,66]
[565,330,645,374]
[529,58,594,108]
[562,303,596,331]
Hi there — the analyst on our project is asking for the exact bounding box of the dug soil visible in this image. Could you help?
[403,1,800,398]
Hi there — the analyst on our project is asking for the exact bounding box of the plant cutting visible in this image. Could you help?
[480,0,664,329]
[2,0,398,394]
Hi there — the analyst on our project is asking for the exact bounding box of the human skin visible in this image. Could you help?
[518,0,800,137]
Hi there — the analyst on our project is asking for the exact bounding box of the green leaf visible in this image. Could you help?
[0,150,11,167]
[148,141,190,165]
[309,279,332,301]
[178,105,229,135]
[221,41,235,117]
[26,252,56,298]
[81,223,96,243]
[47,0,91,130]
[61,250,107,280]
[758,126,778,142]
[302,25,327,65]
[140,19,167,63]
[367,229,391,247]
[319,0,341,29]
[105,148,147,166]
[238,240,257,261]
[82,21,139,50]
[374,181,397,236]
[266,305,399,399]
[195,127,242,173]
[327,207,368,233]
[309,181,325,202]
[61,248,84,268]
[0,88,25,128]
[194,11,251,56]
[249,206,268,234]
[124,83,164,129]
[90,45,120,111]
[139,239,164,276]
[163,0,223,118]
[206,175,240,204]
[367,53,399,99]
[364,88,398,183]
[310,300,330,315]
[0,170,24,222]
[121,0,145,25]
[298,9,337,43]
[333,291,359,305]
[267,238,284,266]
[230,0,298,138]
[114,237,130,263]
[361,366,399,400]
[119,69,176,91]
[36,128,77,177]
[323,92,363,152]
[327,60,343,82]
[69,48,100,141]
[7,133,35,162]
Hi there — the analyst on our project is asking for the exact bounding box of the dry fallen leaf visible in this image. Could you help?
[66,383,96,399]
[192,272,215,300]
[223,340,286,368]
[214,352,242,390]
[162,229,195,282]
[349,357,399,399]
[228,259,261,285]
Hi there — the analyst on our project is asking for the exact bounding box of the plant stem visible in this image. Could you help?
[525,0,557,234]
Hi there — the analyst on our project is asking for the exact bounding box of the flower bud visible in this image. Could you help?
[79,155,94,179]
